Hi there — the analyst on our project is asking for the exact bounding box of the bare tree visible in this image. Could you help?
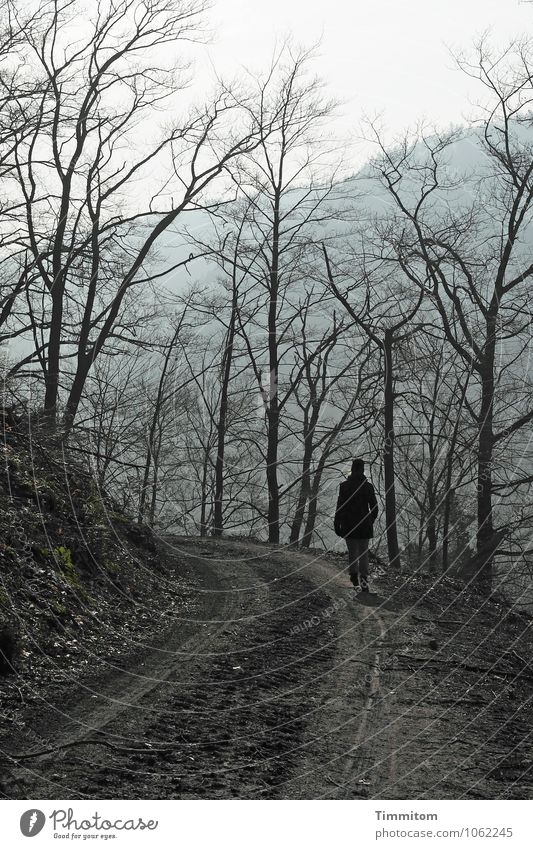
[10,0,273,431]
[284,304,375,546]
[73,351,146,499]
[366,40,533,587]
[392,333,477,571]
[0,2,52,341]
[221,45,339,543]
[323,244,424,569]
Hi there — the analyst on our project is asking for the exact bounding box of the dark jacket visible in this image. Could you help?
[334,473,378,539]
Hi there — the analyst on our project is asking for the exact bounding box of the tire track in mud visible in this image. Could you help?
[6,539,340,798]
[6,550,249,796]
[6,538,402,799]
[335,608,389,797]
[259,545,399,799]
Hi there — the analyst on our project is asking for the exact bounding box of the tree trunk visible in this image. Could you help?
[138,443,153,526]
[266,189,281,543]
[442,479,453,575]
[289,466,311,546]
[442,374,471,573]
[266,403,280,543]
[383,329,401,569]
[300,459,326,548]
[213,288,237,537]
[426,460,438,570]
[148,443,160,526]
[476,320,496,590]
[200,450,210,537]
[417,515,425,565]
[213,398,228,537]
[63,356,92,436]
[43,287,64,428]
[289,413,313,545]
[138,323,182,524]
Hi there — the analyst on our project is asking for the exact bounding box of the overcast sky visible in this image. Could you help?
[201,0,531,165]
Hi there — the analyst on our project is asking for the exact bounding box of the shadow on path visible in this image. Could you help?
[354,591,398,613]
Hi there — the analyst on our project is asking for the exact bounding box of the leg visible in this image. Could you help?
[346,538,359,587]
[358,538,369,580]
[358,538,370,591]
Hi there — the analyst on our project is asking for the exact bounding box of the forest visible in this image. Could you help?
[1,0,532,601]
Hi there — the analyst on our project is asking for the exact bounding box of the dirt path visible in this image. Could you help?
[256,544,401,799]
[3,537,532,799]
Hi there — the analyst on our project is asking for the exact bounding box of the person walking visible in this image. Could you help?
[334,458,379,593]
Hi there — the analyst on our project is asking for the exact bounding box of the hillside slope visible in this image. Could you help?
[0,408,195,787]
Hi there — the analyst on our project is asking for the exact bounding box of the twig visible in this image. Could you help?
[325,774,345,789]
[9,737,180,762]
[509,649,533,670]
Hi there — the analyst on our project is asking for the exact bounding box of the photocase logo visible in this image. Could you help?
[20,809,46,837]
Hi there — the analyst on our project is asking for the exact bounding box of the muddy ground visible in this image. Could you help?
[1,537,532,799]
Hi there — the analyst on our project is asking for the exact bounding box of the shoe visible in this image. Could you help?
[350,573,360,588]
[360,578,369,593]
